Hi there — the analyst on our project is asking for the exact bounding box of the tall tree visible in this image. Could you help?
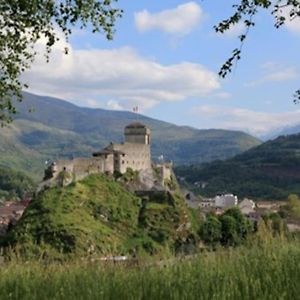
[0,0,122,124]
[200,215,222,246]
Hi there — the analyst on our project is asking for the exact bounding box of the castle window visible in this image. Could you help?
[122,160,125,164]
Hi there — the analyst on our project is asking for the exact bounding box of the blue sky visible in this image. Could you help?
[24,1,300,137]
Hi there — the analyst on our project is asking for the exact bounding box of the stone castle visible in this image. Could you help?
[41,122,172,190]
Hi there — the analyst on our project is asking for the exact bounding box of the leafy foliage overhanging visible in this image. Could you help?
[0,0,122,124]
[215,0,300,102]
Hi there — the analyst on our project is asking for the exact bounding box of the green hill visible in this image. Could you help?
[175,134,300,200]
[0,92,261,180]
[1,174,198,259]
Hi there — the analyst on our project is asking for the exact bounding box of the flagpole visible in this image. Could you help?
[133,106,139,122]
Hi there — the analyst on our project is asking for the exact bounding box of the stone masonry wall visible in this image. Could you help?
[40,155,114,190]
[109,143,151,173]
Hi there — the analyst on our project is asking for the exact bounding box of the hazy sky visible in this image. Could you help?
[23,1,300,137]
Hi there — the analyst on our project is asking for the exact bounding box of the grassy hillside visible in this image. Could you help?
[176,134,300,200]
[0,92,260,179]
[1,174,197,259]
[1,239,300,300]
[0,119,96,181]
[0,122,45,180]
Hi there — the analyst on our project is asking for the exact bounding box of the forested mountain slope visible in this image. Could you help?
[175,134,300,200]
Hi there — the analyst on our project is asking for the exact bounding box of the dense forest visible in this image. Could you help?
[0,167,34,201]
[175,134,300,200]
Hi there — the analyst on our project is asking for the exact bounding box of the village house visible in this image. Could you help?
[0,201,29,236]
[214,194,238,209]
[238,198,256,215]
[183,191,200,208]
[256,201,286,212]
[198,194,238,210]
[199,198,215,208]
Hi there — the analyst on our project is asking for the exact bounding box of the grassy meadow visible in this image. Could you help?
[1,238,300,300]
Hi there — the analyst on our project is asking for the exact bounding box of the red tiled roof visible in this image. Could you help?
[0,206,25,217]
[0,207,14,216]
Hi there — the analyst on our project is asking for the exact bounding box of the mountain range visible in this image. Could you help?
[263,123,300,141]
[0,92,261,180]
[176,133,300,200]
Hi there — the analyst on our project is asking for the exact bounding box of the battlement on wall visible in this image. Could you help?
[124,122,151,144]
[154,162,173,182]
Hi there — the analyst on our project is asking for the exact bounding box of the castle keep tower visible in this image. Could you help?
[124,122,151,145]
[105,122,151,173]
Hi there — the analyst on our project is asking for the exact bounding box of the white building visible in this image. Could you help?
[199,198,215,208]
[214,194,238,209]
[238,198,255,215]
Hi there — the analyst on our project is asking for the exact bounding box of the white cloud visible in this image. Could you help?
[261,62,281,71]
[86,99,101,108]
[106,100,124,111]
[22,40,220,111]
[245,62,298,87]
[213,92,232,99]
[193,105,300,137]
[134,2,203,36]
[278,6,300,34]
[285,18,300,33]
[264,67,297,82]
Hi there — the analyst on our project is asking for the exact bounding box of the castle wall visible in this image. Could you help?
[103,154,114,174]
[162,164,172,181]
[45,155,114,186]
[155,163,173,185]
[125,134,150,144]
[108,143,151,173]
[72,157,111,181]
